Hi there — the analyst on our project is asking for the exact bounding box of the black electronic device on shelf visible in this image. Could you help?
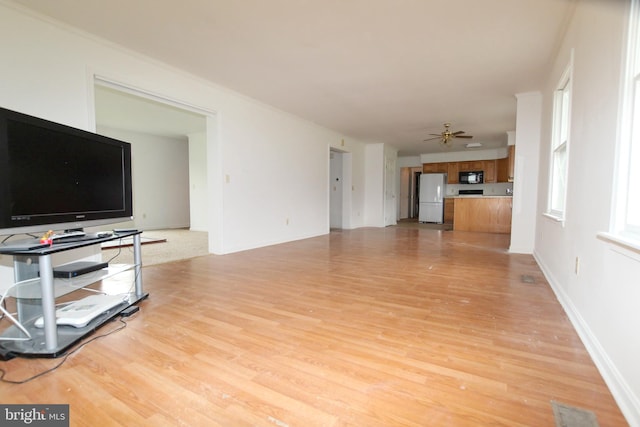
[53,261,109,279]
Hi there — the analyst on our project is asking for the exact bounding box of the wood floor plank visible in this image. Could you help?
[0,227,629,426]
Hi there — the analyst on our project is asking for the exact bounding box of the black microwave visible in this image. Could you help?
[459,171,484,184]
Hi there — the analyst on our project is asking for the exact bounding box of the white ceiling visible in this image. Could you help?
[11,0,579,155]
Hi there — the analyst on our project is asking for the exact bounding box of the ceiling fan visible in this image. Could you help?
[423,123,473,147]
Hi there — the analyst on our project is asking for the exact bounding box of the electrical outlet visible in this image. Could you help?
[575,256,580,275]
[286,218,290,225]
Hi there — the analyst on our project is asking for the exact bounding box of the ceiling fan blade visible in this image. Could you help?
[424,124,473,142]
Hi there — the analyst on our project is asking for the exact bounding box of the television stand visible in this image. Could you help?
[0,231,148,359]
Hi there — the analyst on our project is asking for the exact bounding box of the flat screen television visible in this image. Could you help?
[0,106,133,237]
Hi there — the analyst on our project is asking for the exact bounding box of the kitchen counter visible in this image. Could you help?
[452,196,512,234]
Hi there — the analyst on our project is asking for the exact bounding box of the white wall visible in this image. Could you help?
[335,138,367,229]
[364,143,385,227]
[340,152,354,229]
[384,144,398,226]
[0,4,381,262]
[534,1,640,425]
[510,92,541,254]
[0,2,387,290]
[188,131,208,231]
[98,126,191,231]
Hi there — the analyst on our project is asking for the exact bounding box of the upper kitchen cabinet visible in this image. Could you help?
[423,162,448,173]
[458,161,484,172]
[483,160,497,183]
[507,145,515,182]
[497,146,515,182]
[447,162,459,184]
[423,162,458,184]
[422,149,514,184]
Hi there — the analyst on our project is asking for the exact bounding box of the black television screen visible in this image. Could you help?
[0,107,133,236]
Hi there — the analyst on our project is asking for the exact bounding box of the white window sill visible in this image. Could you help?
[597,232,640,256]
[543,212,565,224]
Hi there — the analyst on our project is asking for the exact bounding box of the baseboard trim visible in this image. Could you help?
[533,251,640,427]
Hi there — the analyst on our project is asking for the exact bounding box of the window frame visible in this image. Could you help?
[599,0,640,254]
[610,0,640,244]
[546,54,574,222]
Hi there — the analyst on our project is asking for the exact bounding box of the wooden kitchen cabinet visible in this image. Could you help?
[423,163,438,173]
[507,145,515,182]
[444,198,454,224]
[483,160,497,183]
[497,157,509,182]
[423,162,447,173]
[422,162,458,183]
[453,197,512,234]
[496,146,515,183]
[422,151,513,183]
[447,162,459,183]
[459,161,484,171]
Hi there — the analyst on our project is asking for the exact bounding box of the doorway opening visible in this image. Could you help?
[329,148,352,230]
[399,167,423,219]
[92,79,213,254]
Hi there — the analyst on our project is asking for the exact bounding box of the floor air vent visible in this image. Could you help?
[520,274,536,284]
[551,400,599,427]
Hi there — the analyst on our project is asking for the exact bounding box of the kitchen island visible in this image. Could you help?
[449,196,512,234]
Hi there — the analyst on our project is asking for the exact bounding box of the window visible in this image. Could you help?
[547,56,573,220]
[626,85,640,236]
[613,0,640,243]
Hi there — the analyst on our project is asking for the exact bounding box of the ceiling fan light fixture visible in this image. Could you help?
[423,123,474,147]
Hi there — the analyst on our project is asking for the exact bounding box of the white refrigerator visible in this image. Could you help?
[419,173,446,223]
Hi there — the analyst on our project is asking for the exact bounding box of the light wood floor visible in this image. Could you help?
[0,227,627,426]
